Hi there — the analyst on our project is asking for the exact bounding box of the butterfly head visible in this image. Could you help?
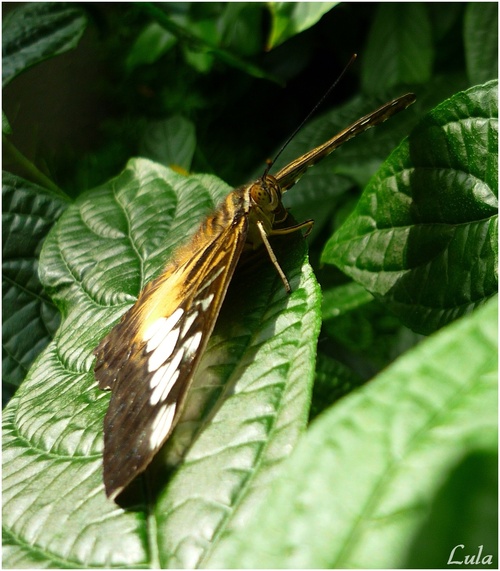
[249,174,282,214]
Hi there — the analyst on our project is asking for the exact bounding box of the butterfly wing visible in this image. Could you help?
[94,191,248,499]
[275,93,416,192]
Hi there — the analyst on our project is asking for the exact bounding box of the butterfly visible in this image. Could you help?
[94,92,416,500]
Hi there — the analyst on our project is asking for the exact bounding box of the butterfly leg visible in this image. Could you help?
[270,219,314,238]
[256,218,314,293]
[256,220,291,293]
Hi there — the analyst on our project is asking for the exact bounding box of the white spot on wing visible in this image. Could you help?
[144,307,184,349]
[158,369,180,404]
[197,293,214,311]
[147,327,181,372]
[149,348,184,405]
[143,318,165,345]
[149,402,177,450]
[183,330,203,359]
[180,310,198,337]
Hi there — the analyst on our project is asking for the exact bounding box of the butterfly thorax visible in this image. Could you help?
[245,174,287,249]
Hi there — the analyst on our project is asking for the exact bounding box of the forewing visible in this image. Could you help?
[94,210,248,499]
[275,93,416,191]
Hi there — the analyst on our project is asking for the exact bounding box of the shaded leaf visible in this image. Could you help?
[361,3,433,94]
[2,158,321,568]
[321,281,373,320]
[2,172,68,405]
[464,2,498,86]
[2,111,12,135]
[219,3,265,57]
[322,295,420,376]
[139,115,196,172]
[2,2,87,87]
[322,81,498,334]
[208,296,497,568]
[309,352,364,421]
[139,3,279,83]
[404,449,498,568]
[125,22,177,71]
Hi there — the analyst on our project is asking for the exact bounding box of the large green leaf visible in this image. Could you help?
[2,2,87,87]
[2,172,69,405]
[208,296,497,568]
[322,81,498,334]
[2,158,321,568]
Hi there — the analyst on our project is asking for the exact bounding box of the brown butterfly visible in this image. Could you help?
[94,92,416,499]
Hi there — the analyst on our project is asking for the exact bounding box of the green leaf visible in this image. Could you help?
[267,2,339,49]
[139,115,196,172]
[2,111,12,135]
[322,81,498,334]
[361,3,433,94]
[404,449,498,568]
[2,158,321,568]
[207,296,498,568]
[321,281,374,321]
[218,3,265,57]
[125,22,177,71]
[138,3,279,83]
[2,172,68,405]
[464,2,499,86]
[322,295,419,373]
[310,352,364,421]
[2,2,87,87]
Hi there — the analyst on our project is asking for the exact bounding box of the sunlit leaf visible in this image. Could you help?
[208,297,497,568]
[2,159,321,568]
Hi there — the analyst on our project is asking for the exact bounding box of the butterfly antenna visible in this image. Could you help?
[263,53,358,177]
